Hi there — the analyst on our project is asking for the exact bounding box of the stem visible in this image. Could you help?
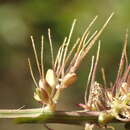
[0,108,127,125]
[16,111,99,125]
[0,108,42,118]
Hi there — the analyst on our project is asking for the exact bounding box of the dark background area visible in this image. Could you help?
[0,0,129,129]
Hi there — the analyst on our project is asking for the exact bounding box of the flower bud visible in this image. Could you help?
[46,69,57,88]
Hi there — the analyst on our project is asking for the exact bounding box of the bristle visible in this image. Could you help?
[41,35,44,78]
[101,67,107,88]
[60,19,77,77]
[91,41,101,85]
[122,65,130,82]
[82,32,90,45]
[66,19,77,46]
[76,31,90,54]
[69,30,98,73]
[113,29,129,94]
[74,31,98,69]
[85,56,95,104]
[56,37,67,76]
[75,30,97,65]
[48,29,54,68]
[28,58,39,88]
[65,13,113,74]
[81,13,114,61]
[54,43,62,70]
[30,36,42,77]
[83,30,98,48]
[124,29,128,69]
[77,15,98,53]
[54,37,67,71]
[62,19,77,62]
[65,38,80,65]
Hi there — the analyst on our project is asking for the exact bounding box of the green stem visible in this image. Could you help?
[0,108,42,118]
[0,108,127,125]
[15,110,99,125]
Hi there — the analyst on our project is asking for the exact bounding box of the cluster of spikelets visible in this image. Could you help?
[97,31,130,124]
[28,12,130,128]
[28,13,113,112]
[80,29,130,129]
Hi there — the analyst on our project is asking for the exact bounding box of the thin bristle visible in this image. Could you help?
[30,36,42,77]
[66,19,77,46]
[67,13,113,73]
[48,29,54,68]
[54,44,62,70]
[85,56,95,104]
[77,15,98,53]
[65,38,80,65]
[63,19,76,60]
[81,13,114,60]
[82,32,90,45]
[69,30,98,73]
[74,30,98,69]
[56,37,67,76]
[112,30,129,95]
[83,30,98,48]
[17,105,26,111]
[101,67,107,88]
[60,19,77,77]
[76,30,97,63]
[70,31,95,71]
[124,29,128,69]
[56,43,65,75]
[114,30,128,89]
[28,58,39,88]
[41,35,44,78]
[54,37,67,70]
[122,65,130,82]
[91,41,101,85]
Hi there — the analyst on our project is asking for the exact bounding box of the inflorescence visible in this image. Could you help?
[28,13,130,129]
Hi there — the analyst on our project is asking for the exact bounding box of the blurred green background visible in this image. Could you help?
[0,0,129,130]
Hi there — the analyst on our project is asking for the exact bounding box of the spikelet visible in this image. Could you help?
[61,73,77,88]
[45,69,57,88]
